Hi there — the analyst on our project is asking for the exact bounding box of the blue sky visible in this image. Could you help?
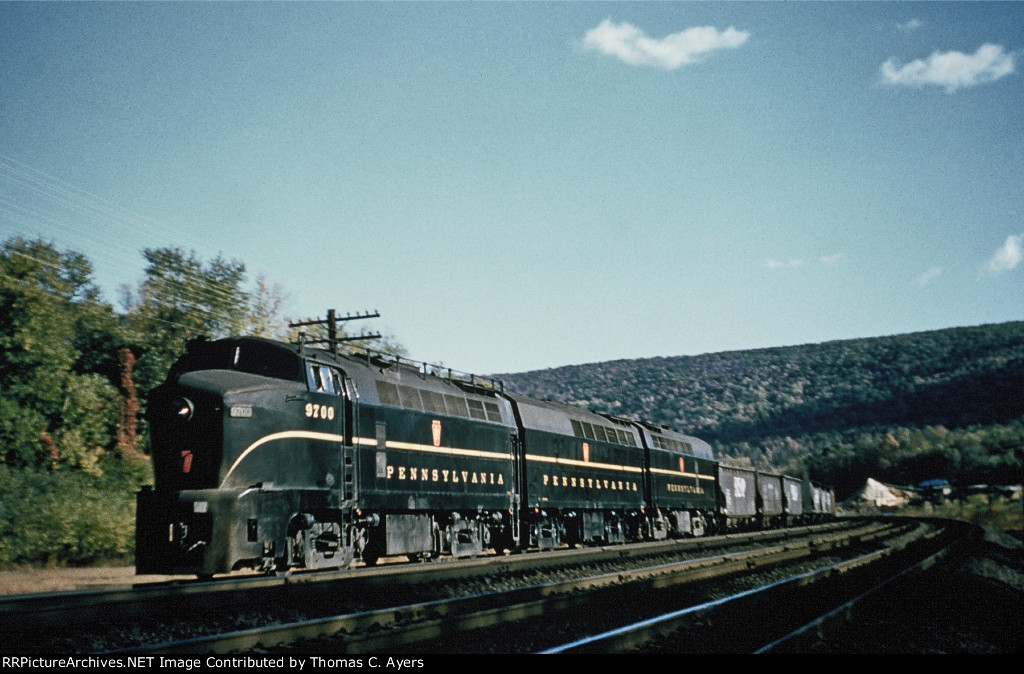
[1,2,1021,374]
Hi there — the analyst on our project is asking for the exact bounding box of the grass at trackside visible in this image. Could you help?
[904,493,1024,541]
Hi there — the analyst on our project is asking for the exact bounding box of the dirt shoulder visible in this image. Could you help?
[0,566,187,595]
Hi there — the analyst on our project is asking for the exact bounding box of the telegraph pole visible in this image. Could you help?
[289,309,381,354]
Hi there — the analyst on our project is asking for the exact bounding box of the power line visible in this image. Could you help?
[0,153,298,337]
[0,153,250,307]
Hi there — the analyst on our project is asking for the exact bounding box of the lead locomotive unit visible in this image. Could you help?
[136,334,827,577]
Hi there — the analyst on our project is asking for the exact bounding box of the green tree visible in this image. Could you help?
[0,238,82,421]
[0,238,121,470]
[0,398,46,467]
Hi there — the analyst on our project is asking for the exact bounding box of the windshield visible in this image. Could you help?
[171,340,304,383]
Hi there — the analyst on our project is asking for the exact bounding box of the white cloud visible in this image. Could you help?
[881,44,1015,93]
[896,19,923,33]
[583,20,749,70]
[767,254,844,270]
[987,234,1024,273]
[913,267,943,286]
[766,259,804,269]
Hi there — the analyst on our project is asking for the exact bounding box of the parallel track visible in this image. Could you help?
[1,518,967,654]
[543,518,974,653]
[0,521,859,635]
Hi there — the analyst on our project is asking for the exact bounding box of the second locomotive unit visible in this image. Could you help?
[136,334,830,577]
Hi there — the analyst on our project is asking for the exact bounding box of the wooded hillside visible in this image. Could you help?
[499,323,1024,498]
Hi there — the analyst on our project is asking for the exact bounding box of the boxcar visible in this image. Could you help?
[718,464,758,530]
[782,475,804,525]
[756,471,785,529]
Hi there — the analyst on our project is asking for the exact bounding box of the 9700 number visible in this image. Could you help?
[305,403,335,420]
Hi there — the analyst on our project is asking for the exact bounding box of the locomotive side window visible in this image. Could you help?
[307,363,324,392]
[369,381,502,423]
[568,419,636,446]
[376,381,401,406]
[444,394,468,417]
[398,385,423,411]
[651,434,692,453]
[463,398,503,422]
[467,399,487,420]
[421,390,446,414]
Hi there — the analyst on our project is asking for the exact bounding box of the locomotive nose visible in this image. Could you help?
[148,381,225,491]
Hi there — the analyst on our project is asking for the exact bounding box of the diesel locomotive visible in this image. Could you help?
[136,335,832,578]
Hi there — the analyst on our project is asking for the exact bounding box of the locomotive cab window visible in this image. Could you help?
[173,339,304,382]
[236,344,304,381]
[306,363,340,394]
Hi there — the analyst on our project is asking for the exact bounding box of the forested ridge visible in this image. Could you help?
[500,323,1024,498]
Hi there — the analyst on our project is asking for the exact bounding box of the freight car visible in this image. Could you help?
[136,335,832,577]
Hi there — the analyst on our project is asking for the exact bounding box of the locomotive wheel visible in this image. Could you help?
[692,515,707,537]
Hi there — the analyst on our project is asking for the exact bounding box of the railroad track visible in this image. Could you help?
[543,517,975,653]
[0,518,963,654]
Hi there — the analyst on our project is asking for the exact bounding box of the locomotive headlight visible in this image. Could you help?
[173,397,194,421]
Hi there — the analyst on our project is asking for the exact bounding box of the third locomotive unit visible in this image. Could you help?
[136,335,833,577]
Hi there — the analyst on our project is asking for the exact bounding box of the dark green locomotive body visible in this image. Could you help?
[137,337,517,575]
[632,422,717,538]
[343,358,518,561]
[505,394,647,548]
